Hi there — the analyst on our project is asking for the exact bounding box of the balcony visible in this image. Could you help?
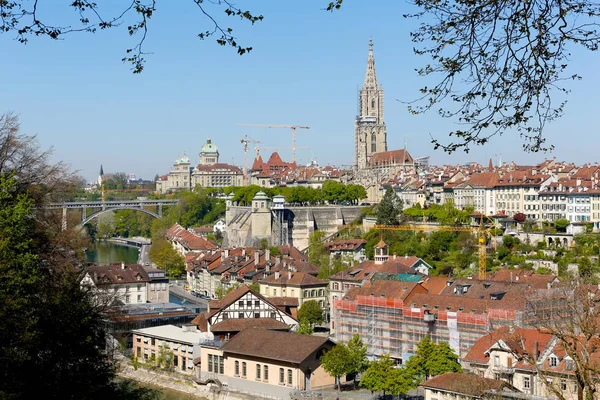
[493,365,515,375]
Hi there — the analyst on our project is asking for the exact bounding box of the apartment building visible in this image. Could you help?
[132,324,213,374]
[198,328,337,394]
[83,263,152,305]
[463,327,590,400]
[259,271,329,309]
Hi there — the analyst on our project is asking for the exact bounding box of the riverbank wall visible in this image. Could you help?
[119,364,281,400]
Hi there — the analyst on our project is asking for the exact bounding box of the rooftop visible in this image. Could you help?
[132,324,213,344]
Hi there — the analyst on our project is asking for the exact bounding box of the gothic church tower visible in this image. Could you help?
[354,38,387,170]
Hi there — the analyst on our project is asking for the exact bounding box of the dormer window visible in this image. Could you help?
[549,356,558,367]
[565,359,574,370]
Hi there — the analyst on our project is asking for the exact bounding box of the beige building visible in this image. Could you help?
[259,271,329,309]
[83,263,163,305]
[198,328,337,394]
[156,138,243,193]
[463,327,584,399]
[133,324,213,374]
[422,372,518,400]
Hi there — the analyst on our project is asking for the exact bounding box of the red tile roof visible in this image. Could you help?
[221,328,333,364]
[260,271,327,287]
[87,263,149,285]
[210,318,290,333]
[421,372,512,396]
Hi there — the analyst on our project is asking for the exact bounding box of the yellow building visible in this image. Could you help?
[198,328,336,395]
[259,271,329,309]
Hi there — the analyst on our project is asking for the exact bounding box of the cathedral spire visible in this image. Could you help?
[364,37,378,89]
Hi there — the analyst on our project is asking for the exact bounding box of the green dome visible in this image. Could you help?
[200,138,219,154]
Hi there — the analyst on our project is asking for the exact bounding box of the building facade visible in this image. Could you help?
[156,138,243,193]
[354,38,387,171]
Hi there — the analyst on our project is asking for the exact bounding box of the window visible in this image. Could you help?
[222,313,228,320]
[219,356,224,374]
[239,301,244,308]
[318,289,324,297]
[264,365,269,381]
[550,356,558,367]
[125,295,130,304]
[287,369,292,385]
[561,379,567,391]
[137,294,141,302]
[270,312,276,319]
[256,364,261,380]
[242,362,247,378]
[235,361,240,376]
[254,312,260,319]
[254,300,260,307]
[279,368,285,384]
[208,354,214,372]
[151,338,156,346]
[494,355,500,366]
[523,376,530,389]
[238,312,244,319]
[136,337,141,343]
[246,300,252,307]
[311,290,316,297]
[304,290,309,297]
[273,288,277,296]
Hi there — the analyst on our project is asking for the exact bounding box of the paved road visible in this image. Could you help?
[169,284,208,307]
[138,244,151,265]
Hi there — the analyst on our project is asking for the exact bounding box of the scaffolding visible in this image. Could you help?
[332,295,523,361]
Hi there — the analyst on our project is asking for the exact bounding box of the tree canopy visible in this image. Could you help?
[298,300,324,326]
[0,113,155,399]
[376,188,403,226]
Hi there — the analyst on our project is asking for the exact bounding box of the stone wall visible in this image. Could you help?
[224,206,364,250]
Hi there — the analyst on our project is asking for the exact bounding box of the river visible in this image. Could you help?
[85,240,140,265]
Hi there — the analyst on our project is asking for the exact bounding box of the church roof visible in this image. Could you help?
[200,138,218,154]
[364,37,378,89]
[369,149,413,166]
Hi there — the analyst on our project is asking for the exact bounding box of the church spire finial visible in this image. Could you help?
[364,37,378,89]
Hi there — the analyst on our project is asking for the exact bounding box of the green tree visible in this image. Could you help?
[148,239,185,277]
[308,231,330,276]
[386,367,412,400]
[376,188,402,226]
[360,354,395,395]
[425,342,462,377]
[0,112,156,399]
[555,219,570,232]
[97,221,115,239]
[297,318,314,335]
[298,300,324,326]
[347,334,369,386]
[321,344,351,394]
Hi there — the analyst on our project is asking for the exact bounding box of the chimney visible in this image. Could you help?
[510,271,513,283]
[121,262,125,270]
[288,271,292,280]
[242,248,246,256]
[275,271,280,279]
[393,252,397,260]
[221,251,225,262]
[405,254,408,259]
[276,256,281,266]
[533,341,539,361]
[254,251,259,266]
[266,248,270,261]
[224,248,229,259]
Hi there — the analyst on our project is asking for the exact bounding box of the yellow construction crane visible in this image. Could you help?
[237,124,311,163]
[240,135,261,185]
[375,214,496,280]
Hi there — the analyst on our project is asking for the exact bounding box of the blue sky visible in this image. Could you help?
[1,1,599,182]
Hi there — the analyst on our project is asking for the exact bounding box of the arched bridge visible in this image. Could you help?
[46,199,179,230]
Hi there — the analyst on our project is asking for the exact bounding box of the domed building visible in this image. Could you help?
[199,137,219,165]
[156,138,243,193]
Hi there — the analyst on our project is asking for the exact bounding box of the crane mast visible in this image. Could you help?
[237,124,311,163]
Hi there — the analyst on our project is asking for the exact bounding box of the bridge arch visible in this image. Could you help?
[81,207,160,226]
